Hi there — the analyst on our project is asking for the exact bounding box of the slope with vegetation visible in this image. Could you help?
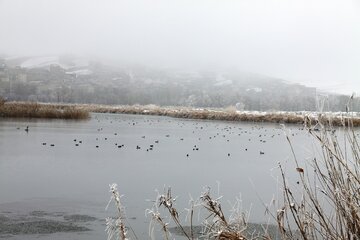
[1,56,358,112]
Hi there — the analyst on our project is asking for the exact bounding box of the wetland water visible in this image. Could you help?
[0,113,315,239]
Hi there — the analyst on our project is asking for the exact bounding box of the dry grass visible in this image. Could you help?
[2,100,357,126]
[0,96,5,107]
[275,115,360,239]
[0,101,89,119]
[110,186,276,240]
[106,184,129,240]
[84,104,360,127]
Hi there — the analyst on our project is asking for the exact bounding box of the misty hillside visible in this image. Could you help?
[0,56,356,112]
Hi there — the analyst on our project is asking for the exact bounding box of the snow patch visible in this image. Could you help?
[21,56,59,69]
[246,87,262,93]
[214,80,233,86]
[65,69,92,76]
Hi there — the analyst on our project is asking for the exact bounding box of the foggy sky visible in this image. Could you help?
[0,0,359,94]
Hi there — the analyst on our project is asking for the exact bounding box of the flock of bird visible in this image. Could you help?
[18,114,305,159]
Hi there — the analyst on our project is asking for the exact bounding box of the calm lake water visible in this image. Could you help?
[0,113,317,239]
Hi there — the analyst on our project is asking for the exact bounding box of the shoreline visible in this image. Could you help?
[1,101,360,126]
[0,101,89,120]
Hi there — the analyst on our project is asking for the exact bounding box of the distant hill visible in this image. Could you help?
[0,55,357,112]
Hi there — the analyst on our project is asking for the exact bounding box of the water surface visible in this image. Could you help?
[0,113,316,239]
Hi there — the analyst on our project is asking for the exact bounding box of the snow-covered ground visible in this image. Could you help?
[65,69,92,76]
[246,87,262,93]
[14,55,90,70]
[20,56,60,69]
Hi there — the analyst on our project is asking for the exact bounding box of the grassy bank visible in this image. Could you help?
[85,103,360,127]
[1,100,359,126]
[0,101,89,120]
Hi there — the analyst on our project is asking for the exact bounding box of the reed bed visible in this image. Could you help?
[2,99,358,126]
[0,101,89,119]
[84,103,360,127]
[275,116,360,239]
[0,96,5,107]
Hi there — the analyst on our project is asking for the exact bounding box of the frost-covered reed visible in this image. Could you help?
[81,103,360,126]
[275,114,360,239]
[2,98,359,126]
[105,183,129,240]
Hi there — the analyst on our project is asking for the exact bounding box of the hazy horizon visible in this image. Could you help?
[0,0,359,94]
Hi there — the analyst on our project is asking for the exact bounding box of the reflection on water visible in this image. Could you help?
[0,113,314,239]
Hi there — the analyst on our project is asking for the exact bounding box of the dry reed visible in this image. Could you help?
[106,183,129,240]
[276,113,360,239]
[111,186,273,240]
[2,100,357,126]
[0,96,5,107]
[0,101,89,119]
[83,104,360,127]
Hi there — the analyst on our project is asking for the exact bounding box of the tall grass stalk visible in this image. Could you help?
[106,184,129,240]
[276,102,360,239]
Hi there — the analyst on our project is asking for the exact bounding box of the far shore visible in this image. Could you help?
[0,101,89,120]
[1,101,360,127]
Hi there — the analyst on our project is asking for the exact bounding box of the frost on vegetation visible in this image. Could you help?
[199,188,249,240]
[108,184,259,240]
[106,183,129,240]
[146,200,170,240]
[145,186,252,240]
[146,187,187,240]
[106,217,128,240]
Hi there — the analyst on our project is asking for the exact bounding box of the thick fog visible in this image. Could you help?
[0,0,359,94]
